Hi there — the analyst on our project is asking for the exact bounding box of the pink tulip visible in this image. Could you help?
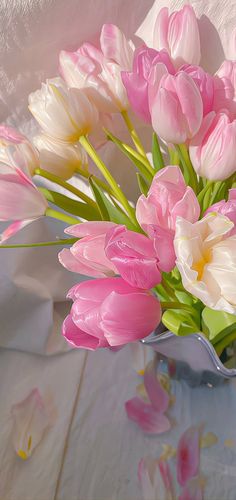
[125,359,171,434]
[105,225,163,289]
[63,278,161,350]
[213,60,236,118]
[189,111,236,180]
[205,188,236,233]
[136,166,200,271]
[177,426,200,486]
[148,65,203,143]
[121,46,175,123]
[0,163,48,243]
[181,65,214,116]
[59,24,134,113]
[0,125,38,177]
[153,5,201,70]
[59,221,117,278]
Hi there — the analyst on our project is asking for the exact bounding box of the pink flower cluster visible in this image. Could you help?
[121,5,236,181]
[60,166,200,350]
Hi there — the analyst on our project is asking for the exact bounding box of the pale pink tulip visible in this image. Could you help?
[33,134,88,180]
[122,46,175,123]
[59,221,117,278]
[136,166,200,271]
[0,163,48,242]
[153,5,201,70]
[181,65,214,116]
[213,60,236,117]
[189,111,236,181]
[174,213,236,314]
[29,77,99,142]
[125,359,171,434]
[177,426,200,486]
[59,24,134,113]
[63,278,161,349]
[105,225,162,289]
[149,65,203,143]
[0,125,38,176]
[138,457,175,500]
[205,188,236,233]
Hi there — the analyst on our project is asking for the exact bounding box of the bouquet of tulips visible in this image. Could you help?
[1,5,236,358]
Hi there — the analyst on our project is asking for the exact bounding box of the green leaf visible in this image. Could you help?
[105,128,153,183]
[162,309,199,336]
[136,173,149,196]
[39,188,101,220]
[152,133,165,171]
[202,307,236,345]
[89,178,139,231]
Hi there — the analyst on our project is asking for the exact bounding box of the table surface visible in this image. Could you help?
[1,304,236,500]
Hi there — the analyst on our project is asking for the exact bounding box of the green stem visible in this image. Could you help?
[161,277,176,300]
[45,208,79,225]
[0,238,77,249]
[35,168,97,209]
[168,146,180,165]
[121,110,148,158]
[160,301,195,315]
[176,144,198,193]
[75,167,114,196]
[79,135,137,225]
[197,180,213,204]
[152,133,165,171]
[214,330,236,357]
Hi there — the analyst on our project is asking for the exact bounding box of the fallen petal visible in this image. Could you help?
[144,359,170,413]
[125,397,171,434]
[11,388,53,459]
[179,475,206,500]
[177,426,200,486]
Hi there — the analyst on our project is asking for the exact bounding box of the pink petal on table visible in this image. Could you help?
[179,476,205,500]
[138,457,167,500]
[144,359,170,413]
[125,397,171,434]
[11,388,53,460]
[177,426,200,486]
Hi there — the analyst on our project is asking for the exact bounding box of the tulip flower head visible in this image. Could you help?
[59,24,134,113]
[153,5,201,70]
[174,213,236,314]
[63,278,161,350]
[0,125,38,177]
[29,78,99,142]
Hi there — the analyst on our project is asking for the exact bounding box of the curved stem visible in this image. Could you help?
[161,277,176,300]
[45,208,79,225]
[121,110,149,159]
[79,135,137,225]
[35,168,97,209]
[0,238,77,249]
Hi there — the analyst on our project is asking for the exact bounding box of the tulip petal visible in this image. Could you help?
[64,221,116,237]
[125,397,171,434]
[144,359,170,413]
[100,24,133,69]
[0,219,36,243]
[11,389,53,460]
[62,314,108,349]
[138,457,168,500]
[177,426,200,486]
[179,476,205,500]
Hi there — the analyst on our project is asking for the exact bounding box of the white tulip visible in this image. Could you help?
[174,213,236,314]
[34,134,88,180]
[29,77,99,142]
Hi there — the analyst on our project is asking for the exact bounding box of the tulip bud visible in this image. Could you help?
[28,78,99,142]
[213,60,236,117]
[63,277,161,350]
[153,5,201,69]
[122,46,175,123]
[59,24,134,113]
[0,125,38,176]
[33,134,87,180]
[189,111,236,181]
[149,66,203,144]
